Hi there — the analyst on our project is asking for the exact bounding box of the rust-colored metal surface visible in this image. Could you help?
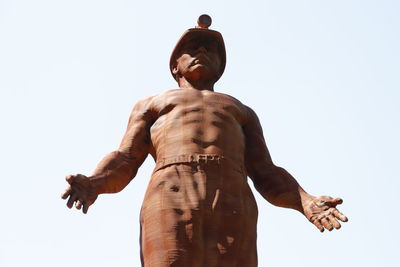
[62,15,348,267]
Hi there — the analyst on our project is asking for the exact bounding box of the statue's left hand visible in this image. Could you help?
[303,196,348,232]
[61,174,98,214]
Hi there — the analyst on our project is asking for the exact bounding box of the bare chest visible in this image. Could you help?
[153,90,246,125]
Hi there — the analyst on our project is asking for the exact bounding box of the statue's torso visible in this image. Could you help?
[141,89,258,266]
[149,89,249,164]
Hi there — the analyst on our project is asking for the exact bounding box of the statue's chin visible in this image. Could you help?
[185,67,216,82]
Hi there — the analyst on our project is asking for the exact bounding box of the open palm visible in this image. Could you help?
[303,196,348,232]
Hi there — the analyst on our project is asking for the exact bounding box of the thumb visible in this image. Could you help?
[66,174,87,185]
[65,175,75,184]
[326,197,343,206]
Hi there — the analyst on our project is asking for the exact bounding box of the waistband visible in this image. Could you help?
[154,154,245,173]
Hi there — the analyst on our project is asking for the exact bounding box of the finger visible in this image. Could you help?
[67,193,78,209]
[75,200,83,210]
[65,175,74,184]
[332,209,348,222]
[312,220,325,232]
[321,217,333,231]
[328,214,341,229]
[82,202,89,214]
[331,198,343,205]
[323,197,343,207]
[61,187,72,199]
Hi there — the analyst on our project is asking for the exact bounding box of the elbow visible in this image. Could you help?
[248,162,277,184]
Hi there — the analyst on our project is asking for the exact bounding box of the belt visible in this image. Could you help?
[154,154,244,173]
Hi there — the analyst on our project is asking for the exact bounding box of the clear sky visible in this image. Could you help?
[1,0,399,266]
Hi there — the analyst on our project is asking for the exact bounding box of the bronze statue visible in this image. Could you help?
[62,15,348,267]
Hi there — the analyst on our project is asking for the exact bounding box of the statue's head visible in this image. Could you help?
[170,15,226,84]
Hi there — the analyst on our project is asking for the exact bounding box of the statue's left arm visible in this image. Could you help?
[62,96,156,213]
[243,106,348,232]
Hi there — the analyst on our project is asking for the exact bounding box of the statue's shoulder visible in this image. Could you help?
[133,89,183,114]
[144,88,186,101]
[210,91,247,107]
[156,89,182,98]
[132,95,157,110]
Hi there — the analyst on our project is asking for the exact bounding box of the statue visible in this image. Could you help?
[61,15,348,267]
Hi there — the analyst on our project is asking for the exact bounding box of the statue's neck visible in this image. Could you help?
[177,77,215,91]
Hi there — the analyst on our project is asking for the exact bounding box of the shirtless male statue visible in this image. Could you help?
[61,15,348,267]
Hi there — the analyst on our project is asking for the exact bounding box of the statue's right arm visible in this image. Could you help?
[62,96,156,213]
[242,106,347,231]
[89,96,156,194]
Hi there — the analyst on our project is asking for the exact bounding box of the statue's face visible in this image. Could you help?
[173,37,222,82]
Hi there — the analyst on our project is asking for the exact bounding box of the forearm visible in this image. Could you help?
[252,165,313,213]
[89,150,144,194]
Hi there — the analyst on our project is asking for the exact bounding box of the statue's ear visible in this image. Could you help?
[172,63,179,75]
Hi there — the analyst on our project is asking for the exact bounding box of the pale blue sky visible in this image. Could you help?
[1,1,399,266]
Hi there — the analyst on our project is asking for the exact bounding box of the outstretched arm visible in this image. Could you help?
[61,97,156,213]
[243,106,347,231]
[89,97,155,194]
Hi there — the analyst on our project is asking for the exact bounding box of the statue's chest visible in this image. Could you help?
[163,93,241,113]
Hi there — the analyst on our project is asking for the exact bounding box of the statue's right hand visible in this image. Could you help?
[61,174,98,214]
